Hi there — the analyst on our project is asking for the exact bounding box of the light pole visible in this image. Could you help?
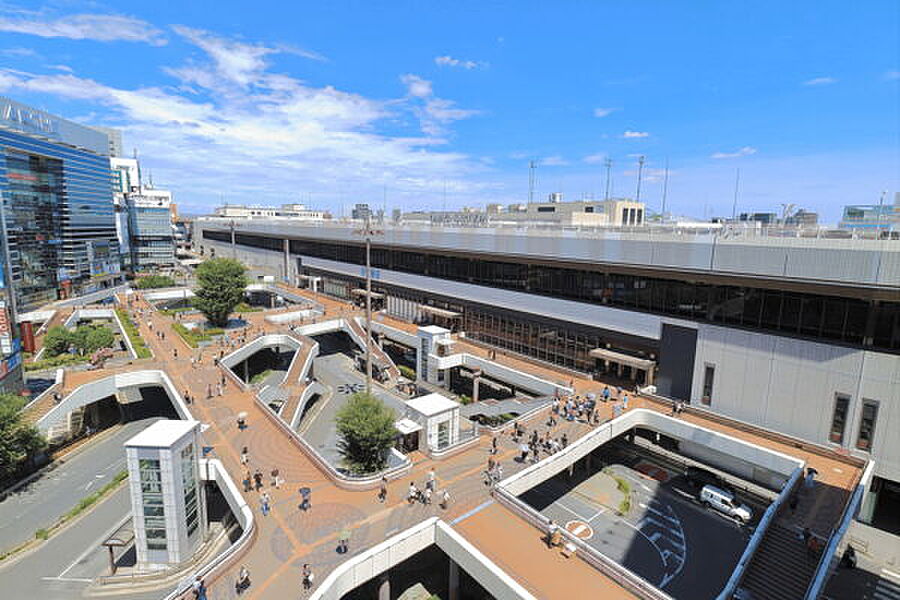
[354,216,382,395]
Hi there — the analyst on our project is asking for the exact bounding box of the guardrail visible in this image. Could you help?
[802,458,876,600]
[717,465,805,600]
[422,426,481,460]
[252,387,412,491]
[493,487,673,600]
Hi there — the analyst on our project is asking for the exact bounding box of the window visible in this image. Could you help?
[856,399,879,451]
[139,458,166,550]
[536,206,555,213]
[829,394,850,444]
[702,364,715,405]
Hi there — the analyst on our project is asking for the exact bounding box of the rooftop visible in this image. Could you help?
[405,392,459,417]
[124,419,199,448]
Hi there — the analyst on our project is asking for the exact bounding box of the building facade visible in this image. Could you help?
[0,97,122,312]
[839,193,900,234]
[196,218,900,536]
[111,157,176,271]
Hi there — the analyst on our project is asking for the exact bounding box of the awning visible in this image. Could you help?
[351,288,385,299]
[589,348,656,370]
[419,305,461,318]
[395,418,423,435]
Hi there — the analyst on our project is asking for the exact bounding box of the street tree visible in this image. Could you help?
[43,326,70,356]
[192,258,248,327]
[335,392,397,475]
[0,394,46,481]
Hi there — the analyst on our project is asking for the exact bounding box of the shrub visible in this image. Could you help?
[35,529,48,541]
[43,326,71,356]
[115,308,151,359]
[398,365,416,380]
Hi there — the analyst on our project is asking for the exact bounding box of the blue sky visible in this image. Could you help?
[0,1,897,222]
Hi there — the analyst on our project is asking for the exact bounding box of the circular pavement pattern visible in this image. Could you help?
[565,520,594,540]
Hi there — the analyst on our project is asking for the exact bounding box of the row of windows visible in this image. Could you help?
[205,230,900,353]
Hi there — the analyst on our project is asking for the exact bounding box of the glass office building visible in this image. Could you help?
[0,97,121,312]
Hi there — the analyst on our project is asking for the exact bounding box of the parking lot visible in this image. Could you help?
[520,438,770,600]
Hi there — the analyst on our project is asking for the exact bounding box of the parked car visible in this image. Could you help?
[685,466,733,494]
[700,485,753,524]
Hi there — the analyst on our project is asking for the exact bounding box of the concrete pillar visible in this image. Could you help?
[243,361,249,383]
[630,366,637,381]
[377,573,390,600]
[472,373,480,404]
[646,365,656,386]
[617,362,623,378]
[449,560,460,600]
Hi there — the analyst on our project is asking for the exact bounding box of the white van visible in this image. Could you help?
[700,485,753,524]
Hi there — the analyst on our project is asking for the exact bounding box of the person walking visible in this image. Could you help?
[301,564,313,591]
[545,520,559,549]
[192,576,208,600]
[253,468,263,491]
[491,436,498,455]
[240,446,249,466]
[439,489,450,510]
[271,467,280,489]
[426,468,436,492]
[378,476,388,503]
[260,491,271,516]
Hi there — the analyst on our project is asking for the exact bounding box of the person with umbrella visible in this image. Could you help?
[237,411,248,431]
[299,487,311,511]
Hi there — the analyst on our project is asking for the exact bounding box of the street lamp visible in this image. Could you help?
[353,215,382,395]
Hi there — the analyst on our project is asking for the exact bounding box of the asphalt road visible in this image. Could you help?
[0,486,150,600]
[0,417,160,555]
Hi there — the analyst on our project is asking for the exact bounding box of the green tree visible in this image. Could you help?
[335,392,397,475]
[135,274,176,289]
[43,326,71,357]
[192,258,248,327]
[83,325,115,354]
[0,394,47,480]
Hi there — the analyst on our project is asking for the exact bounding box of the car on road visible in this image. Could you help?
[684,466,733,494]
[700,485,753,524]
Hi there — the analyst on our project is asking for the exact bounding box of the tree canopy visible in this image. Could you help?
[135,274,177,289]
[0,393,46,480]
[43,324,116,356]
[335,392,397,475]
[192,258,248,327]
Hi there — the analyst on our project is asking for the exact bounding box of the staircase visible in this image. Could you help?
[345,318,400,382]
[739,522,821,600]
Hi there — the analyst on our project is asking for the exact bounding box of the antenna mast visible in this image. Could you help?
[635,155,645,201]
[731,168,741,220]
[604,158,613,201]
[661,158,670,217]
[528,160,536,203]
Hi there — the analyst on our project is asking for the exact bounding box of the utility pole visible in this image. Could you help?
[604,158,613,200]
[635,155,645,201]
[229,219,236,258]
[661,158,670,217]
[528,160,536,203]
[876,190,887,237]
[354,216,382,395]
[731,168,741,220]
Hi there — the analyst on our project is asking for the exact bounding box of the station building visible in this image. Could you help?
[195,218,900,538]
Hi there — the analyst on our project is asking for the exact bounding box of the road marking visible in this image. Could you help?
[41,576,93,583]
[84,481,94,491]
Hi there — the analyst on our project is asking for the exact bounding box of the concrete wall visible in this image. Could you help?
[691,323,900,482]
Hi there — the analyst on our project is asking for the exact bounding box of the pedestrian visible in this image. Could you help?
[260,491,271,516]
[253,469,263,491]
[439,489,450,509]
[491,436,498,455]
[622,394,629,410]
[407,482,419,505]
[423,487,432,505]
[426,468,436,492]
[243,470,252,492]
[192,575,207,600]
[561,433,569,448]
[241,446,249,465]
[519,443,529,462]
[378,475,388,503]
[301,564,313,591]
[271,467,280,488]
[545,520,559,549]
[300,487,311,510]
[207,383,213,399]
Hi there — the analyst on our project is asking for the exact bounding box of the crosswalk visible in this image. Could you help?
[873,576,900,600]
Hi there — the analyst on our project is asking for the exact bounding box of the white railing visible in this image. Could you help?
[717,465,804,600]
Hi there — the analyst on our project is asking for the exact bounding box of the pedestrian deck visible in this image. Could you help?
[21,286,864,600]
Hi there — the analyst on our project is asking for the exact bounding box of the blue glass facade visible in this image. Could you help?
[0,128,121,312]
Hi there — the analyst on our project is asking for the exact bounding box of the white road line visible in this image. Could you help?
[84,481,94,491]
[552,500,588,521]
[41,576,93,583]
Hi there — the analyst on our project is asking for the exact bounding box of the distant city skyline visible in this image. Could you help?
[0,1,897,223]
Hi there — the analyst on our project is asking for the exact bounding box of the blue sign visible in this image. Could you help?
[359,267,381,280]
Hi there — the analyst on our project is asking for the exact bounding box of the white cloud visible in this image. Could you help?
[1,46,38,57]
[593,107,616,118]
[435,55,485,70]
[803,76,837,86]
[0,12,166,45]
[622,130,649,138]
[401,74,433,98]
[540,155,568,167]
[583,153,607,164]
[711,146,757,159]
[0,30,488,212]
[884,70,900,81]
[400,74,479,136]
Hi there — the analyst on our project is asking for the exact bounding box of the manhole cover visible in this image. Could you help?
[565,520,593,540]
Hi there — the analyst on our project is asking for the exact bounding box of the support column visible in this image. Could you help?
[472,370,481,404]
[448,559,460,600]
[243,361,249,383]
[377,573,390,600]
